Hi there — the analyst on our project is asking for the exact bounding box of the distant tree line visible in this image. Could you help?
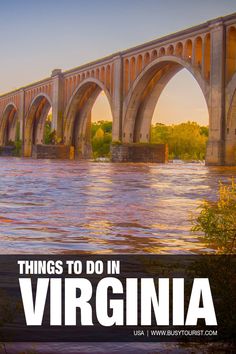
[151,121,208,160]
[90,120,208,160]
[43,118,209,160]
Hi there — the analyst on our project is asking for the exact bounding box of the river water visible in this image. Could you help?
[1,158,235,353]
[1,158,236,255]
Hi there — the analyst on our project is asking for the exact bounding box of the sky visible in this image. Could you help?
[1,0,236,125]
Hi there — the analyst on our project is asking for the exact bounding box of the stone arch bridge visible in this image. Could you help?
[0,13,236,165]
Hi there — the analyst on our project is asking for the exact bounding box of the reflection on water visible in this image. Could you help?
[1,157,236,254]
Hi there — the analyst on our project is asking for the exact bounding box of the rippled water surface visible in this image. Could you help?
[1,157,236,254]
[1,158,236,353]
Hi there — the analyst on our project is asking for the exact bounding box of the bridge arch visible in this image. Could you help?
[123,56,209,143]
[24,93,52,157]
[64,78,113,159]
[0,103,19,146]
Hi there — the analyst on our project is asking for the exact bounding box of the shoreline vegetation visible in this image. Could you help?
[192,179,236,254]
[91,120,208,161]
[4,120,209,161]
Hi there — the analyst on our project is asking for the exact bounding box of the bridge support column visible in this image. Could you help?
[112,56,122,142]
[225,87,236,165]
[19,90,25,141]
[51,69,64,143]
[82,112,92,159]
[19,89,26,157]
[206,21,226,165]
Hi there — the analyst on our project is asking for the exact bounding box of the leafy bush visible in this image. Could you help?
[12,139,22,156]
[91,120,112,137]
[91,121,112,158]
[92,132,112,158]
[44,118,57,145]
[192,179,236,253]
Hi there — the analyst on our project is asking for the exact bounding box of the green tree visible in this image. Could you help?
[100,120,112,134]
[91,120,209,160]
[91,121,112,158]
[91,120,112,137]
[43,114,56,145]
[192,179,236,253]
[8,121,22,156]
[151,121,208,160]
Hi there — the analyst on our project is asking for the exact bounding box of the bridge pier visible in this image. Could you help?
[205,21,226,166]
[51,69,64,143]
[111,143,168,163]
[224,140,236,165]
[111,56,123,142]
[205,140,225,165]
[32,144,70,159]
[23,140,32,157]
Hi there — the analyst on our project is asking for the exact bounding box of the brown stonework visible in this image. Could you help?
[0,146,15,156]
[32,145,70,159]
[111,143,168,163]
